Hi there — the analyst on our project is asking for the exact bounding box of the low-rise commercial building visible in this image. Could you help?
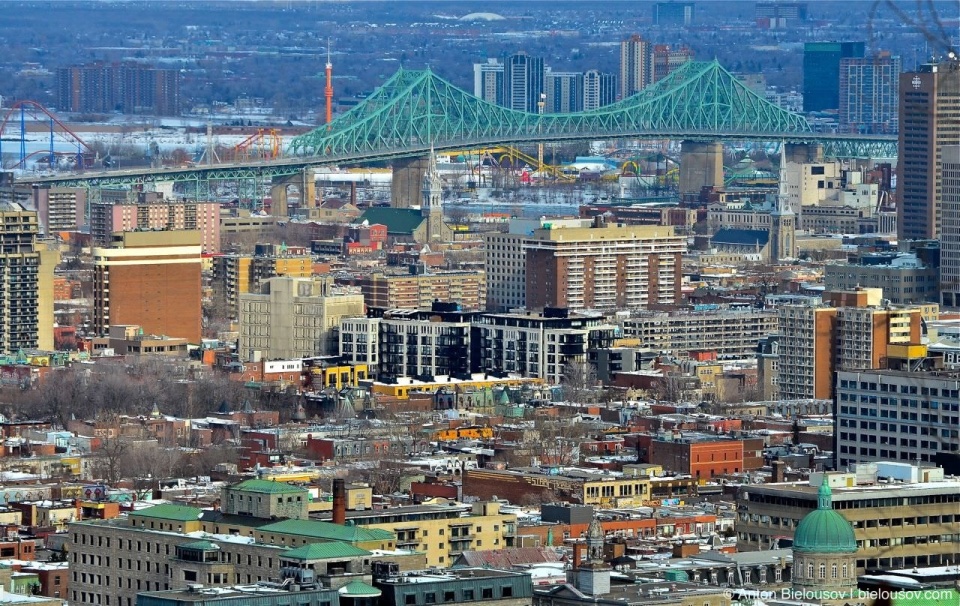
[735,470,960,572]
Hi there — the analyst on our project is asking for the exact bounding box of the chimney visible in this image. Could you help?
[771,460,786,484]
[332,479,346,525]
[572,542,585,569]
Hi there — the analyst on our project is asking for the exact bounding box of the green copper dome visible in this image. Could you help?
[793,482,857,554]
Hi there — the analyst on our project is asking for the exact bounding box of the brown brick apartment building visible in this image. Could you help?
[93,230,202,342]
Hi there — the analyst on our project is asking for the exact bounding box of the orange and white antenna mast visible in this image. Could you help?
[324,38,334,130]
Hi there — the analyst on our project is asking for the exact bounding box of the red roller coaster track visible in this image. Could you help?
[0,100,95,170]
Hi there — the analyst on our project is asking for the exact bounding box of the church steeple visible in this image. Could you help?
[421,148,444,241]
[769,147,796,262]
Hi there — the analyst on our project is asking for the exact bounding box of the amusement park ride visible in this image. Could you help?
[0,101,95,170]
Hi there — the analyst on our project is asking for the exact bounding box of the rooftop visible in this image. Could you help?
[258,518,395,543]
[131,504,203,522]
[230,479,308,495]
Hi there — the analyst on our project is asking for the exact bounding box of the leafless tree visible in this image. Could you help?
[92,435,130,485]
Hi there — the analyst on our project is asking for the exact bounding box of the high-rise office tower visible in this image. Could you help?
[503,52,544,113]
[583,70,617,110]
[942,145,960,307]
[619,35,651,99]
[544,70,584,113]
[0,204,55,352]
[897,60,960,241]
[652,2,695,25]
[839,51,901,134]
[802,41,865,112]
[473,58,504,106]
[651,44,694,83]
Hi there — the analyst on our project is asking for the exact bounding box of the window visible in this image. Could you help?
[425,593,436,604]
[481,588,493,599]
[405,595,416,605]
[501,587,513,598]
[443,592,456,602]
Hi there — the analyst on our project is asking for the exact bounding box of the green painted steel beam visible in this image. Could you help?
[14,60,896,189]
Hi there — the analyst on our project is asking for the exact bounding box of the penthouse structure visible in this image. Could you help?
[621,308,778,359]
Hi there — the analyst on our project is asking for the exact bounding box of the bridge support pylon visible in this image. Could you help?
[270,168,316,218]
[391,156,430,208]
[783,143,824,165]
[679,141,724,197]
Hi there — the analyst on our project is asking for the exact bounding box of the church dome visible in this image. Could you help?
[793,482,857,554]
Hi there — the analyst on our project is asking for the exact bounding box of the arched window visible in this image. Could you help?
[807,564,814,579]
[842,563,848,578]
[831,563,838,579]
[819,564,826,580]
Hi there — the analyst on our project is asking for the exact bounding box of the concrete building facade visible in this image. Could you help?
[898,60,960,240]
[0,206,55,352]
[524,220,685,312]
[736,473,960,572]
[836,369,960,466]
[621,308,778,360]
[942,145,960,307]
[238,276,365,360]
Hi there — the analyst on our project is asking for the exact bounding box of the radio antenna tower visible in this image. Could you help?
[325,39,334,130]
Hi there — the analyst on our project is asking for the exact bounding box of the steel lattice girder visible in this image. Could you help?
[290,60,818,156]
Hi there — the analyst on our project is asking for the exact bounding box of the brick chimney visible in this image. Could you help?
[332,479,346,525]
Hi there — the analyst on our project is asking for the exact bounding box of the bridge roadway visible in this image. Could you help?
[12,132,897,190]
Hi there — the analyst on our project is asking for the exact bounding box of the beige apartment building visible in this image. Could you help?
[239,275,364,360]
[0,206,56,352]
[351,270,486,311]
[622,308,778,360]
[525,219,685,312]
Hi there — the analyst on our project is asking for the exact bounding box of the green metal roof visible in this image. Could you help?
[132,504,202,522]
[259,518,395,543]
[338,580,382,597]
[793,483,857,554]
[281,542,372,561]
[232,479,308,494]
[894,588,959,606]
[356,208,424,235]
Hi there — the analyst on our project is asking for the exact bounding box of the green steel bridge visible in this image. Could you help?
[17,60,896,189]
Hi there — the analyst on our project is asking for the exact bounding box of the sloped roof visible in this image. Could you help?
[338,580,382,596]
[132,504,202,522]
[259,518,395,543]
[356,207,424,235]
[280,542,371,561]
[454,547,565,569]
[232,479,307,494]
[711,228,769,247]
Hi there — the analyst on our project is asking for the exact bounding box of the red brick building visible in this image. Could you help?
[92,231,202,342]
[649,437,744,479]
